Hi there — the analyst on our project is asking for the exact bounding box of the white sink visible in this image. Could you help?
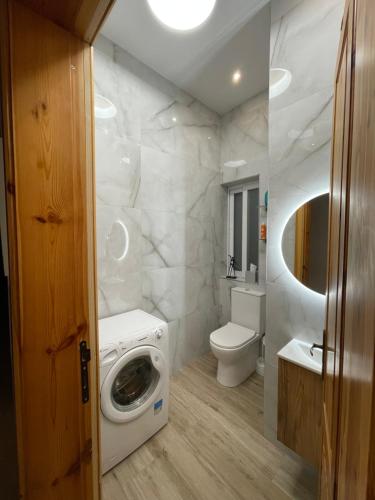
[277,339,322,375]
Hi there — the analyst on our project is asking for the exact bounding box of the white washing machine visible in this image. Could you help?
[99,310,169,474]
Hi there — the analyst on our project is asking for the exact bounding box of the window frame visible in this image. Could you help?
[227,181,259,279]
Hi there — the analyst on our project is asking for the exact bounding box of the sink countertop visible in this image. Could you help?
[277,339,322,375]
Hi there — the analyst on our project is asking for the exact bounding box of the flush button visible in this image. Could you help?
[156,328,163,339]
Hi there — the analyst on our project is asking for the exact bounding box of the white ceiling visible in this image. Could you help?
[101,0,271,115]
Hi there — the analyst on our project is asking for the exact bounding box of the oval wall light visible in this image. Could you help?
[106,220,129,262]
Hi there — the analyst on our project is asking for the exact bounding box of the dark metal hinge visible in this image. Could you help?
[80,341,91,404]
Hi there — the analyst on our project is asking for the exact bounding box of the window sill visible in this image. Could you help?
[220,276,247,283]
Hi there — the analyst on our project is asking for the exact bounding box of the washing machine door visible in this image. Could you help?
[101,345,167,423]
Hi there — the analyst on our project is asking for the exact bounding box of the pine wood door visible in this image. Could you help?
[0,1,101,498]
[320,2,354,498]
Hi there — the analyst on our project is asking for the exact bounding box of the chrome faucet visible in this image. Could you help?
[310,342,324,356]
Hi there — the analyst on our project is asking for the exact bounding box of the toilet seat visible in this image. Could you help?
[210,322,256,350]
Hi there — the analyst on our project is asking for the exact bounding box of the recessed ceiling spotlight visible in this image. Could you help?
[232,70,242,85]
[172,116,177,122]
[147,0,216,31]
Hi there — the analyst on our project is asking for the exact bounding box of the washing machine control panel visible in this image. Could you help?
[134,332,153,345]
[119,340,133,353]
[100,343,121,366]
[101,323,168,360]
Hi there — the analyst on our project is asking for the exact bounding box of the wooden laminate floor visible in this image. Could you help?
[102,353,317,500]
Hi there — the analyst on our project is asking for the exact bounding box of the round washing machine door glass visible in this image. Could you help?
[101,345,166,423]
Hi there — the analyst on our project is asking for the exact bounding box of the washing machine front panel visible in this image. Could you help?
[101,345,166,423]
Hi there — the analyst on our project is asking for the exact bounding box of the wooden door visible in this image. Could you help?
[0,1,104,498]
[335,0,375,497]
[321,0,375,497]
[320,2,354,498]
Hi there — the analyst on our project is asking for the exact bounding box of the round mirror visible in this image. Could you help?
[282,193,329,295]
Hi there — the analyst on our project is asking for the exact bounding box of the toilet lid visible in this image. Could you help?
[210,322,256,349]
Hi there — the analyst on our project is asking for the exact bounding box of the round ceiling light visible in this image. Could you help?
[147,0,217,31]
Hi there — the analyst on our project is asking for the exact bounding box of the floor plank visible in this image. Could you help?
[102,353,317,500]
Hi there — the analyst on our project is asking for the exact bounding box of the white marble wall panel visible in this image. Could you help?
[166,305,220,374]
[141,100,220,169]
[221,91,269,181]
[269,88,334,176]
[265,0,344,445]
[96,206,142,282]
[94,39,141,142]
[220,91,269,286]
[142,211,225,270]
[95,129,140,208]
[94,35,225,373]
[270,0,345,111]
[98,272,143,319]
[142,266,219,322]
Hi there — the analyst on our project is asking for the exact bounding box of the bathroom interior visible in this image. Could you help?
[4,0,375,499]
[93,0,343,498]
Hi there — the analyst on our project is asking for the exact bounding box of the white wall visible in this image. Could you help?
[265,0,344,443]
[94,36,227,374]
[220,90,269,287]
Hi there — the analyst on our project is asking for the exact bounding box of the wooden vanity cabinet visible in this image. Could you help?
[277,358,322,467]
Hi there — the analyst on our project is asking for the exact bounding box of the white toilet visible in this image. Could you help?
[210,287,265,387]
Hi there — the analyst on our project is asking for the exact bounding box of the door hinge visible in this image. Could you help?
[80,341,91,404]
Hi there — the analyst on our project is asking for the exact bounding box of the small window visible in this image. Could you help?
[228,182,259,278]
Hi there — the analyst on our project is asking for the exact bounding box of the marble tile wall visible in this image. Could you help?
[220,92,269,286]
[265,0,344,443]
[94,36,226,374]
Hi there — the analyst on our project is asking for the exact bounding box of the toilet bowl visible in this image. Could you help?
[210,287,265,387]
[210,322,259,387]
